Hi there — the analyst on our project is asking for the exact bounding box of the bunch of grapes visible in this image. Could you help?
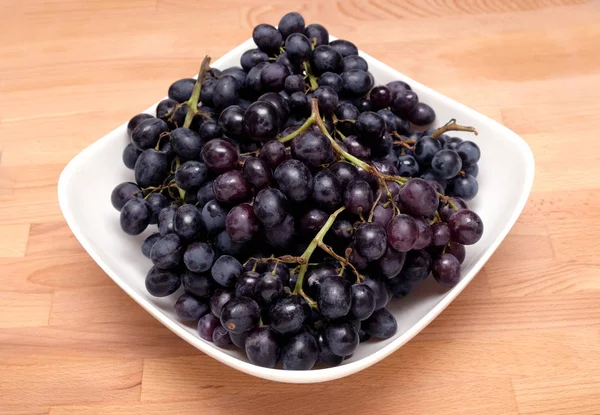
[111,11,484,370]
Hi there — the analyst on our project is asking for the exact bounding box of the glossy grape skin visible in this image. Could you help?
[341,70,374,98]
[217,105,245,140]
[182,270,214,299]
[304,23,329,46]
[327,38,357,57]
[278,11,305,38]
[245,62,268,95]
[212,324,232,346]
[174,293,209,321]
[344,135,371,160]
[172,204,202,240]
[211,255,243,288]
[243,101,281,141]
[391,89,419,118]
[288,91,310,117]
[413,218,433,250]
[386,214,418,252]
[397,154,419,177]
[325,218,354,248]
[363,277,390,310]
[174,161,208,191]
[317,277,352,319]
[226,204,260,243]
[260,63,290,92]
[285,74,306,94]
[167,78,195,103]
[376,246,407,279]
[310,45,342,75]
[400,250,433,283]
[235,271,259,299]
[213,76,240,110]
[355,111,385,143]
[155,206,174,236]
[197,120,222,142]
[281,331,319,370]
[350,283,376,321]
[252,23,282,54]
[318,72,343,94]
[448,174,478,201]
[198,313,220,342]
[322,321,358,358]
[446,242,466,264]
[352,97,372,113]
[398,178,439,217]
[264,214,296,250]
[265,262,291,288]
[409,102,436,126]
[268,295,309,335]
[312,86,339,116]
[317,332,344,367]
[199,78,217,107]
[303,263,338,297]
[334,103,359,136]
[443,136,463,151]
[274,159,314,203]
[431,149,463,179]
[254,272,284,307]
[221,67,247,89]
[362,308,397,339]
[448,209,483,245]
[127,113,154,136]
[145,267,181,297]
[299,209,329,238]
[431,222,451,247]
[240,48,269,71]
[341,55,368,72]
[343,179,374,216]
[199,200,226,235]
[329,162,359,188]
[210,288,234,319]
[464,163,479,177]
[253,187,288,228]
[213,171,251,205]
[369,85,392,110]
[259,140,287,169]
[259,92,290,122]
[111,182,141,211]
[201,139,239,174]
[131,118,169,151]
[220,296,261,334]
[355,223,387,261]
[241,157,271,190]
[456,141,481,166]
[146,193,168,225]
[134,149,169,188]
[120,198,151,235]
[141,233,161,259]
[122,143,142,169]
[312,170,343,210]
[150,233,183,269]
[432,253,461,287]
[170,127,203,160]
[414,136,442,166]
[386,80,412,99]
[245,326,279,368]
[285,33,312,64]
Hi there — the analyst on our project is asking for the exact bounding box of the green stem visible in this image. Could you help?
[431,118,478,138]
[303,61,319,91]
[183,56,212,129]
[277,114,315,143]
[174,157,186,202]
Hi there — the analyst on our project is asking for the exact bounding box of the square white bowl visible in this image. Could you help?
[58,36,534,383]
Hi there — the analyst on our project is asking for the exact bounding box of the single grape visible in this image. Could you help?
[444,136,463,150]
[413,218,433,250]
[182,270,214,298]
[268,295,309,335]
[174,293,209,321]
[131,118,169,151]
[145,267,181,297]
[120,198,151,235]
[111,182,141,211]
[341,70,374,98]
[170,127,203,161]
[325,218,354,248]
[146,193,168,224]
[213,171,251,205]
[310,45,342,75]
[431,222,451,247]
[285,32,312,64]
[134,149,169,188]
[363,277,390,310]
[330,39,358,57]
[200,199,227,235]
[201,139,239,173]
[448,174,478,201]
[183,241,215,273]
[281,331,319,370]
[173,204,203,240]
[226,203,260,243]
[274,159,314,203]
[342,55,368,72]
[221,67,247,89]
[376,246,407,279]
[343,179,374,216]
[240,48,269,71]
[304,263,339,297]
[243,101,281,141]
[245,62,268,95]
[200,78,217,107]
[122,143,142,169]
[369,86,392,110]
[213,75,240,110]
[323,320,359,357]
[278,11,305,38]
[304,23,329,46]
[253,187,288,228]
[448,209,484,245]
[355,222,387,261]
[362,308,397,339]
[174,160,208,191]
[317,277,352,319]
[235,271,259,298]
[127,113,154,135]
[355,111,385,143]
[260,63,290,92]
[265,262,291,287]
[157,206,176,236]
[312,170,343,210]
[245,326,279,368]
[218,105,245,140]
[197,120,222,143]
[142,233,162,258]
[386,214,418,252]
[210,288,234,318]
[318,72,343,94]
[397,154,420,177]
[432,253,461,287]
[259,140,287,169]
[329,161,359,188]
[446,242,466,264]
[253,23,282,54]
[312,85,338,116]
[397,178,439,217]
[150,233,183,269]
[285,74,307,94]
[344,135,372,160]
[211,255,243,287]
[386,80,412,98]
[353,97,372,113]
[168,78,195,103]
[414,136,442,166]
[409,102,436,126]
[213,324,232,347]
[391,89,419,118]
[456,141,481,166]
[197,313,220,342]
[350,283,376,321]
[258,92,290,123]
[254,272,284,307]
[399,250,433,282]
[317,332,344,367]
[264,214,296,249]
[299,209,329,238]
[220,296,261,334]
[431,149,462,179]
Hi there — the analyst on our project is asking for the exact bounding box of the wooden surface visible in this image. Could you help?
[1,0,600,414]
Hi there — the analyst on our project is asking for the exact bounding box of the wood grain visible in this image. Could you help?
[1,0,600,414]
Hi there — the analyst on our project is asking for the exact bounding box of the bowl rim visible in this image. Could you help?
[58,36,535,383]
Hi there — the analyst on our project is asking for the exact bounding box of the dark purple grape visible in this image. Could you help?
[323,320,359,358]
[210,288,234,318]
[259,140,286,169]
[313,85,339,116]
[260,63,290,92]
[413,218,433,250]
[358,328,371,342]
[369,86,392,110]
[134,149,169,188]
[363,277,390,310]
[281,331,319,370]
[464,163,479,177]
[329,161,359,188]
[431,222,451,247]
[344,179,374,216]
[131,118,169,151]
[397,154,419,177]
[215,230,248,256]
[304,23,328,46]
[448,209,483,245]
[175,161,208,191]
[182,270,214,298]
[226,203,260,243]
[444,136,463,151]
[279,11,305,39]
[310,45,342,75]
[288,91,310,117]
[432,253,461,287]
[173,204,202,240]
[386,80,412,98]
[241,48,269,71]
[317,277,352,319]
[304,263,338,298]
[211,255,243,288]
[157,206,176,236]
[168,78,195,103]
[376,246,407,279]
[142,233,161,259]
[350,283,376,321]
[201,139,239,173]
[212,324,232,346]
[146,193,168,225]
[145,267,180,297]
[235,271,259,298]
[111,182,141,211]
[448,174,478,201]
[258,92,290,123]
[362,308,397,339]
[299,209,329,238]
[371,203,393,228]
[327,218,354,247]
[264,214,296,249]
[245,326,279,368]
[318,72,343,93]
[245,62,268,95]
[375,109,397,134]
[150,233,183,269]
[268,295,309,335]
[265,262,291,287]
[241,157,271,190]
[285,74,307,94]
[274,159,314,203]
[243,101,281,141]
[414,136,442,166]
[391,89,418,118]
[355,111,385,143]
[213,76,240,110]
[253,187,288,228]
[174,293,209,321]
[446,242,466,264]
[342,55,368,72]
[348,243,368,271]
[120,198,151,235]
[230,331,249,348]
[421,170,448,191]
[122,143,142,169]
[344,135,371,160]
[285,32,312,64]
[198,313,220,341]
[439,197,469,222]
[200,199,227,234]
[254,272,284,307]
[386,214,418,252]
[431,149,462,179]
[253,23,282,54]
[317,332,344,367]
[291,130,335,169]
[334,102,359,135]
[353,97,371,113]
[355,222,387,261]
[341,70,374,98]
[312,170,343,210]
[330,39,358,57]
[398,178,439,217]
[213,171,251,205]
[220,296,261,334]
[218,105,245,140]
[199,78,217,107]
[400,250,433,282]
[409,102,436,126]
[197,120,222,142]
[127,113,154,135]
[456,141,480,167]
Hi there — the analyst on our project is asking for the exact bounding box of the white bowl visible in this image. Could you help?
[58,36,534,383]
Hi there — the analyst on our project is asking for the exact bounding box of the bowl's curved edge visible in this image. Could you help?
[57,37,536,384]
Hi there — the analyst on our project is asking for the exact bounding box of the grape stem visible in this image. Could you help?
[183,55,212,129]
[317,241,365,283]
[277,114,315,143]
[368,189,383,222]
[292,206,346,306]
[303,61,319,91]
[431,118,478,138]
[174,157,186,202]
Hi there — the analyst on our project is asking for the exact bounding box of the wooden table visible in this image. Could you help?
[1,1,599,414]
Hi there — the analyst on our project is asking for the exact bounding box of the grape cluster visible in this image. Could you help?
[111,11,484,370]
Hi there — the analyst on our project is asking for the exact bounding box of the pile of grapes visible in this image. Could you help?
[111,12,484,370]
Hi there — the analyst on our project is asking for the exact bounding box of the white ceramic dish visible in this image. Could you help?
[58,36,534,383]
